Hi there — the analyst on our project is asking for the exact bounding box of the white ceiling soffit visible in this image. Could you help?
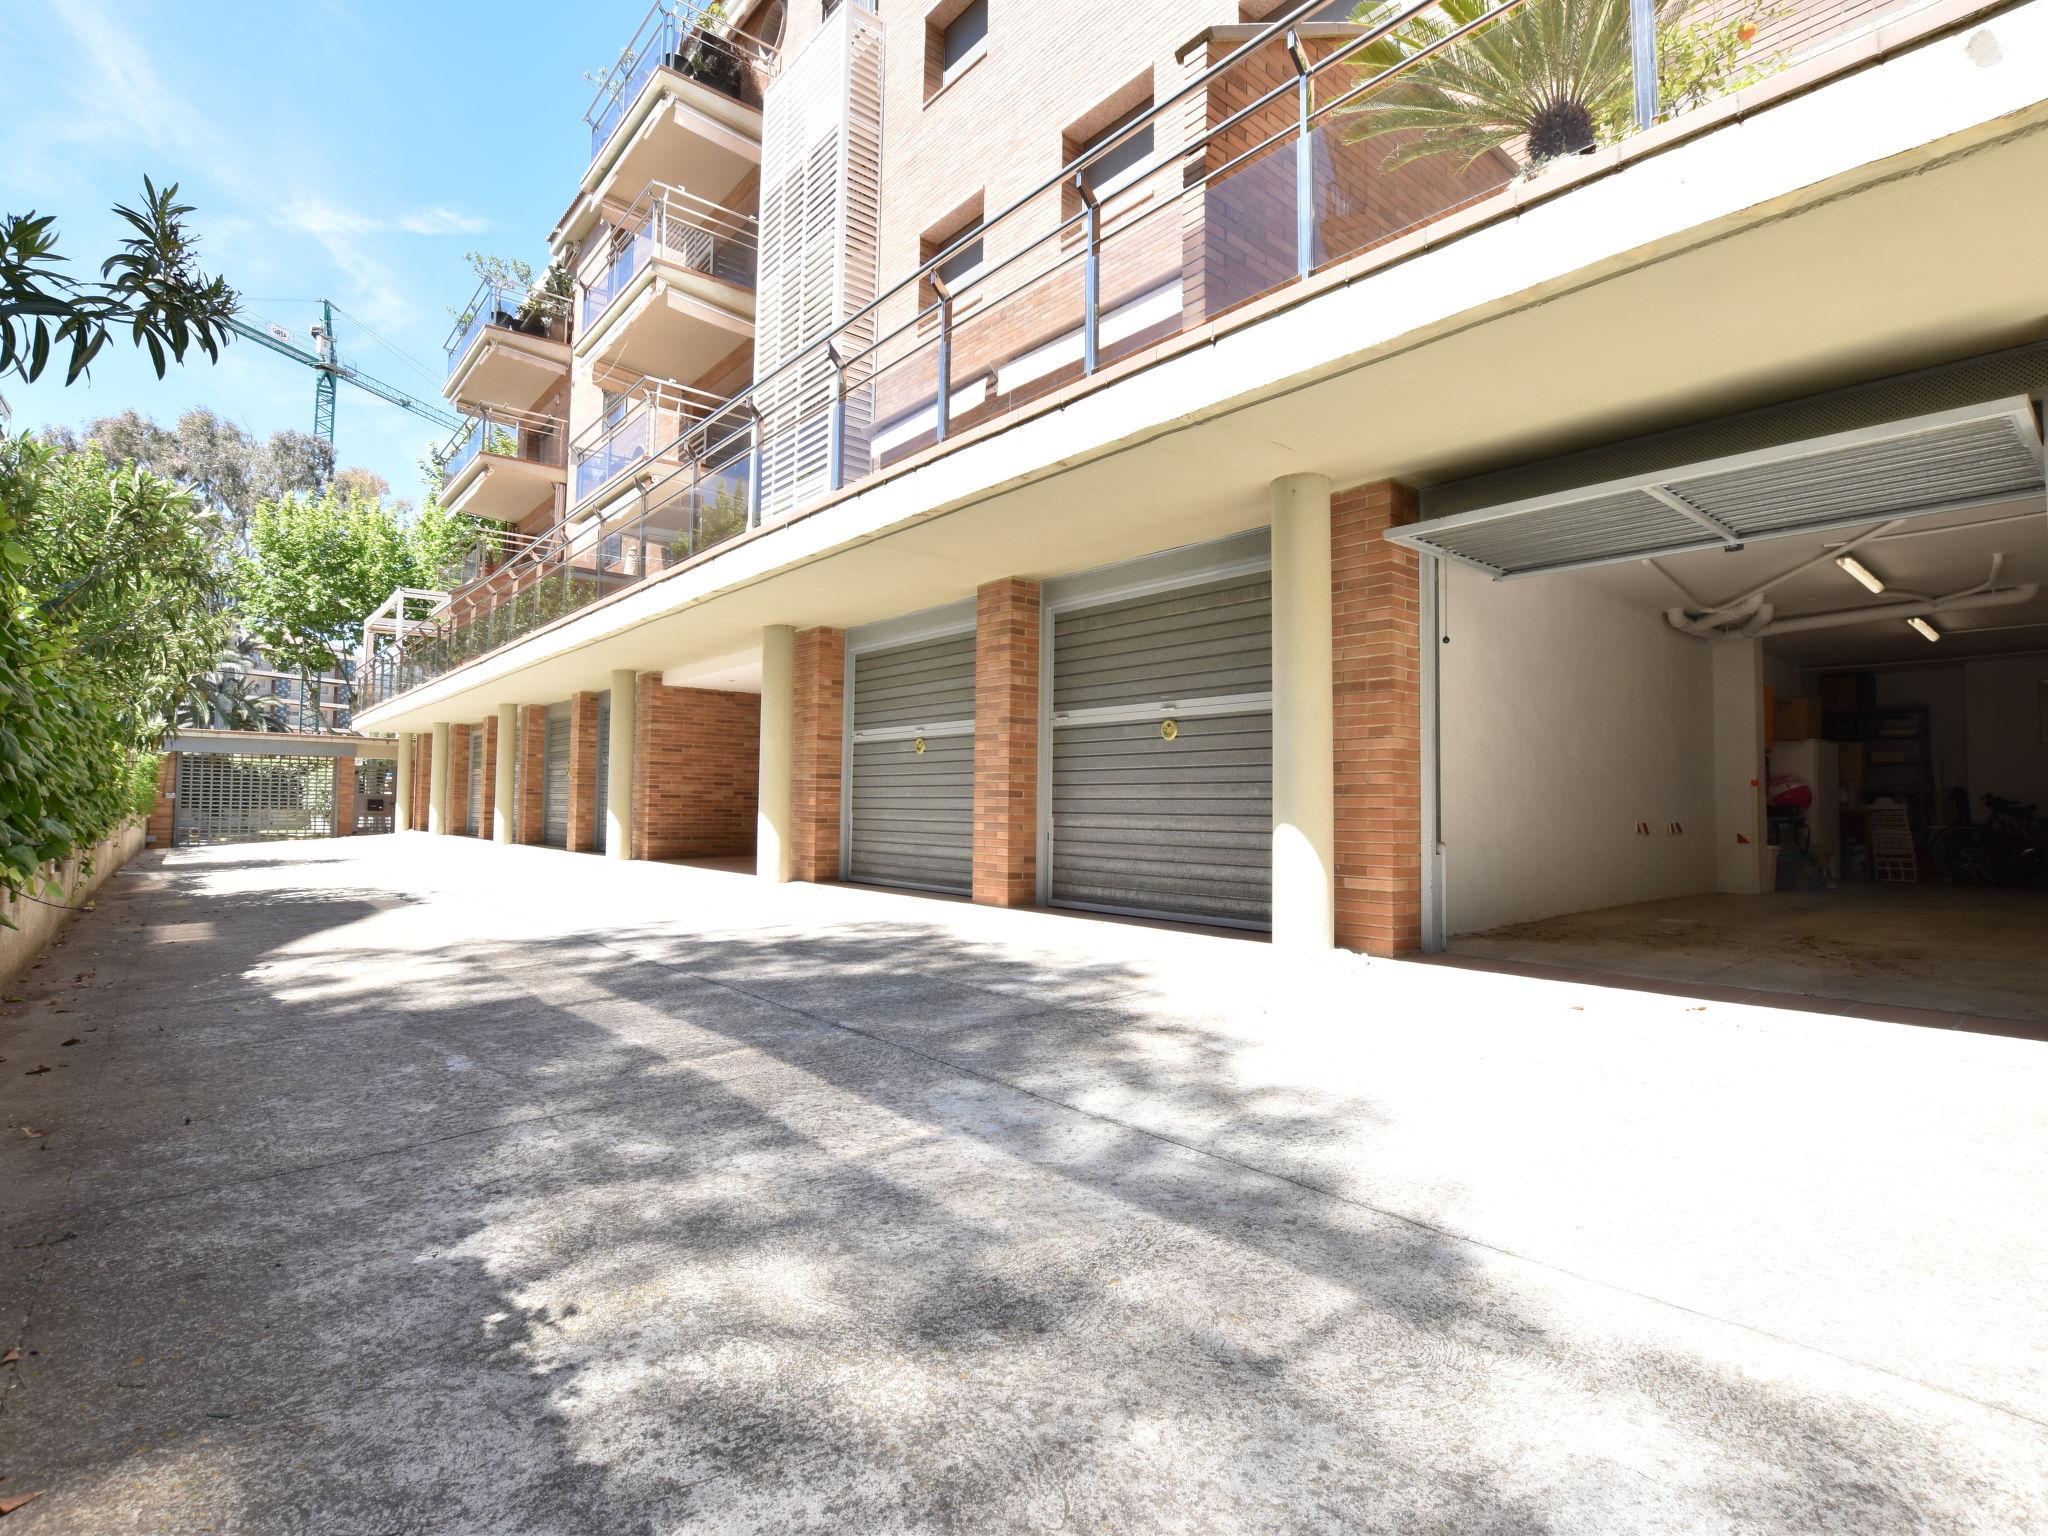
[1389,400,2044,580]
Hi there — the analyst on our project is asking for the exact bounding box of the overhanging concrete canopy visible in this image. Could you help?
[1391,397,2044,580]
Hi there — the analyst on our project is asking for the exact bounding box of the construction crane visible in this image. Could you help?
[223,299,464,447]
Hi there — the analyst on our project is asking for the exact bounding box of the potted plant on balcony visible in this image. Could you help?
[671,2,746,99]
[1335,0,1783,173]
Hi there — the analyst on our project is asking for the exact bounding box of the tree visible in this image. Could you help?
[1,432,226,908]
[1338,0,1781,171]
[234,485,483,710]
[176,636,289,732]
[1,178,238,385]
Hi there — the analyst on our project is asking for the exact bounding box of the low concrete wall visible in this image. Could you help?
[1,819,148,988]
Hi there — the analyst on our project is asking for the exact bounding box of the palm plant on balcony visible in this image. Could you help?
[1337,0,1782,172]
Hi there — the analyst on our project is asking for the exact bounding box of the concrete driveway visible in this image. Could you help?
[2,838,2044,1533]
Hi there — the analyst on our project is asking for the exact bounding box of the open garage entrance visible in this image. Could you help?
[1402,347,2048,1030]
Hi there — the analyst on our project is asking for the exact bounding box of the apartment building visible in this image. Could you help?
[357,0,2048,968]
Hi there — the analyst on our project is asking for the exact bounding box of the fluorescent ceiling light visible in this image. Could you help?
[1908,617,1941,642]
[1836,555,1885,593]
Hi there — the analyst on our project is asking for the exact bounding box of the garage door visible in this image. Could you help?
[465,726,483,835]
[174,754,338,846]
[592,691,611,851]
[846,630,974,892]
[543,702,571,848]
[1049,570,1273,927]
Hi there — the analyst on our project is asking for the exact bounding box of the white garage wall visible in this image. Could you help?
[1441,565,1718,935]
[1964,654,2048,810]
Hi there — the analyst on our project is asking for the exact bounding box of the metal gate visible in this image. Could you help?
[174,754,339,846]
[1048,569,1273,927]
[846,630,975,892]
[465,726,483,835]
[356,762,396,835]
[543,703,571,848]
[592,692,611,852]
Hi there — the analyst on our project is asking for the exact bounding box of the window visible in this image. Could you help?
[1079,103,1156,201]
[940,0,986,80]
[920,197,986,305]
[924,0,987,99]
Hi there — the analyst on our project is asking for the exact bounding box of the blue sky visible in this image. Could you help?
[1,0,637,503]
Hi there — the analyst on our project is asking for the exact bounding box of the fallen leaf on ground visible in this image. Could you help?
[0,1491,44,1514]
[1,1349,19,1364]
[20,1128,44,1139]
[59,1038,80,1048]
[24,1066,49,1076]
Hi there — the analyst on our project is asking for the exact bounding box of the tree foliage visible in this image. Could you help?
[0,178,238,385]
[1,432,226,910]
[233,486,482,702]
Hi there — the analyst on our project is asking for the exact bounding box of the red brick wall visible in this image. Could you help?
[973,578,1041,906]
[631,676,763,860]
[411,736,432,832]
[478,716,498,838]
[147,753,177,847]
[566,693,600,853]
[1332,480,1423,957]
[447,727,473,836]
[518,706,548,844]
[791,627,846,882]
[333,755,356,837]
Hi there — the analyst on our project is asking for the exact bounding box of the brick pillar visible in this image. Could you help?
[333,755,356,837]
[447,727,473,836]
[477,716,498,839]
[973,578,1040,906]
[566,692,600,853]
[790,627,845,881]
[1332,480,1423,957]
[518,705,547,844]
[411,735,432,831]
[632,673,763,860]
[147,753,178,847]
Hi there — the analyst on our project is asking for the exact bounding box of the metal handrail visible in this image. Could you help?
[443,406,570,480]
[585,1,767,162]
[579,182,760,332]
[443,276,572,372]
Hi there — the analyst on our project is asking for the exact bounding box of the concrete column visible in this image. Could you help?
[757,625,796,882]
[395,732,415,832]
[606,669,635,859]
[428,722,450,836]
[1713,639,1769,893]
[493,704,517,844]
[1271,472,1336,951]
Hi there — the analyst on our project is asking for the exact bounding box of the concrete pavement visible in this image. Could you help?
[2,836,2044,1532]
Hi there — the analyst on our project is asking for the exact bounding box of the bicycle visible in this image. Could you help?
[1931,794,2046,886]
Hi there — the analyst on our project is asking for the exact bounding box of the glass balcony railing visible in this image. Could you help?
[578,185,758,335]
[443,408,568,485]
[584,1,771,164]
[367,0,1931,710]
[443,279,571,377]
[569,378,728,505]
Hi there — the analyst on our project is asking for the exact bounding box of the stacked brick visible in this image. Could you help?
[477,717,498,838]
[972,579,1040,907]
[790,628,846,881]
[447,727,473,836]
[517,706,548,844]
[567,694,601,853]
[631,677,762,860]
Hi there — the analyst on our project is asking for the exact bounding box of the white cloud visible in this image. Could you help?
[279,199,489,241]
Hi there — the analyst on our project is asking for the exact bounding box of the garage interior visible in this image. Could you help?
[1408,348,2048,1032]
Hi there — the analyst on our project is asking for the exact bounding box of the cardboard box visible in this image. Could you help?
[1837,743,1865,784]
[1775,697,1823,740]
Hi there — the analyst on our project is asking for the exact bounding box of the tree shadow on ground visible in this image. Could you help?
[0,846,2034,1534]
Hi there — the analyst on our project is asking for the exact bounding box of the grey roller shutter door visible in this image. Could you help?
[543,703,571,849]
[593,692,611,851]
[1049,570,1273,927]
[466,727,483,835]
[173,754,338,846]
[847,631,974,893]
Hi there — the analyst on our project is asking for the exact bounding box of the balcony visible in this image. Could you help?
[442,280,571,413]
[571,1,768,249]
[575,184,757,382]
[361,0,2026,715]
[570,376,730,508]
[440,408,569,524]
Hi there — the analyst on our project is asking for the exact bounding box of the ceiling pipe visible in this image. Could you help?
[1744,583,2038,638]
[1686,518,1905,622]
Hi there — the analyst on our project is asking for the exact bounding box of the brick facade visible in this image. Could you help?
[477,716,498,838]
[631,676,763,860]
[447,727,473,836]
[411,735,432,832]
[333,755,356,837]
[147,753,177,847]
[972,578,1041,906]
[518,705,548,844]
[566,693,601,854]
[790,627,846,882]
[1332,480,1423,957]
